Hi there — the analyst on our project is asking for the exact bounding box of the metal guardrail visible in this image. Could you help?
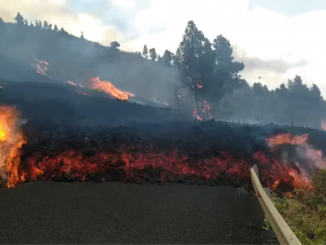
[250,164,302,245]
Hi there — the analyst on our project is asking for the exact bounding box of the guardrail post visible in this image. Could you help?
[250,164,301,245]
[252,165,271,216]
[252,164,259,178]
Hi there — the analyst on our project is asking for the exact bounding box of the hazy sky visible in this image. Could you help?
[1,0,326,94]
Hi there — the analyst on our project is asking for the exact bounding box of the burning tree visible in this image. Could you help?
[174,21,214,119]
[174,21,247,121]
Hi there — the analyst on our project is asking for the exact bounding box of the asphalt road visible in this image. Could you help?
[0,182,272,244]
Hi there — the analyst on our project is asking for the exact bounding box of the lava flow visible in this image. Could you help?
[0,105,322,193]
[89,77,134,100]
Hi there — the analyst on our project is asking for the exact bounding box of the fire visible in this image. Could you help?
[270,167,313,192]
[31,58,51,79]
[192,101,213,121]
[266,133,309,149]
[193,109,202,121]
[264,133,323,192]
[89,77,134,100]
[266,133,326,169]
[0,106,27,187]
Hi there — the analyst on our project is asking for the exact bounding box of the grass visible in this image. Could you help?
[271,168,326,245]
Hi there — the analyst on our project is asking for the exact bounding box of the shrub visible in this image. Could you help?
[272,169,326,245]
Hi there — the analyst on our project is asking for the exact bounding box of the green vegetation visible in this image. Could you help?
[272,169,326,245]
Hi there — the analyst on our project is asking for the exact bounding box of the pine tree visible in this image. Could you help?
[149,48,157,61]
[14,13,24,25]
[175,21,214,103]
[43,21,49,29]
[142,45,148,58]
[211,35,246,99]
[110,41,120,49]
[162,50,174,66]
[212,35,244,78]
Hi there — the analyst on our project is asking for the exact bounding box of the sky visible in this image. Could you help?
[0,0,326,94]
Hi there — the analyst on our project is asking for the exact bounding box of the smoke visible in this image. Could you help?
[0,1,182,106]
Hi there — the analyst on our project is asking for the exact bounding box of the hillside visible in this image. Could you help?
[0,79,189,129]
[0,21,181,106]
[1,14,326,128]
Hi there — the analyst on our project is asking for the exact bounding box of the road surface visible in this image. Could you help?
[0,182,273,244]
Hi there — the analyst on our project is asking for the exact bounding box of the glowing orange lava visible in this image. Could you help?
[0,106,322,194]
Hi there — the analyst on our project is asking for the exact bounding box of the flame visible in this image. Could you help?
[266,133,309,149]
[192,101,213,121]
[31,58,51,79]
[0,106,27,187]
[270,167,313,192]
[264,133,325,192]
[266,133,326,169]
[89,77,134,100]
[193,109,202,121]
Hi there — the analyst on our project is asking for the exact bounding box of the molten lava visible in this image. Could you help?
[0,104,322,194]
[89,77,134,100]
[0,106,27,187]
